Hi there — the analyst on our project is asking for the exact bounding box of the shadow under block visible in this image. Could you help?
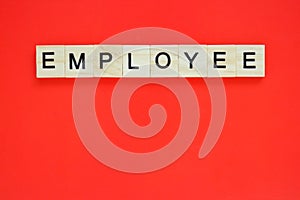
[207,45,236,77]
[123,45,150,77]
[150,45,179,77]
[236,45,265,77]
[93,45,123,77]
[36,45,65,78]
[178,45,208,77]
[65,45,95,77]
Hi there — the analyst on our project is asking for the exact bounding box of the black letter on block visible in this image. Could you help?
[214,52,226,68]
[184,52,198,69]
[155,52,171,69]
[69,53,85,69]
[42,52,55,69]
[243,52,256,69]
[128,53,139,69]
[100,53,112,69]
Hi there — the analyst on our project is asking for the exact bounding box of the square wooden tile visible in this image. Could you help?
[93,45,122,77]
[178,45,207,77]
[65,45,95,78]
[150,45,178,77]
[236,45,265,77]
[123,45,150,77]
[207,45,236,77]
[36,45,64,78]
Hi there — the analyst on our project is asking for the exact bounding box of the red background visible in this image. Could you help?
[1,0,300,199]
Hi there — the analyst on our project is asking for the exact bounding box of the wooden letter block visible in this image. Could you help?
[178,45,207,77]
[207,45,236,77]
[65,45,95,78]
[150,45,179,77]
[123,45,150,77]
[236,45,265,77]
[36,45,65,78]
[94,45,122,77]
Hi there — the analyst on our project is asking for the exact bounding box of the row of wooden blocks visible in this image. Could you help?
[36,45,265,78]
